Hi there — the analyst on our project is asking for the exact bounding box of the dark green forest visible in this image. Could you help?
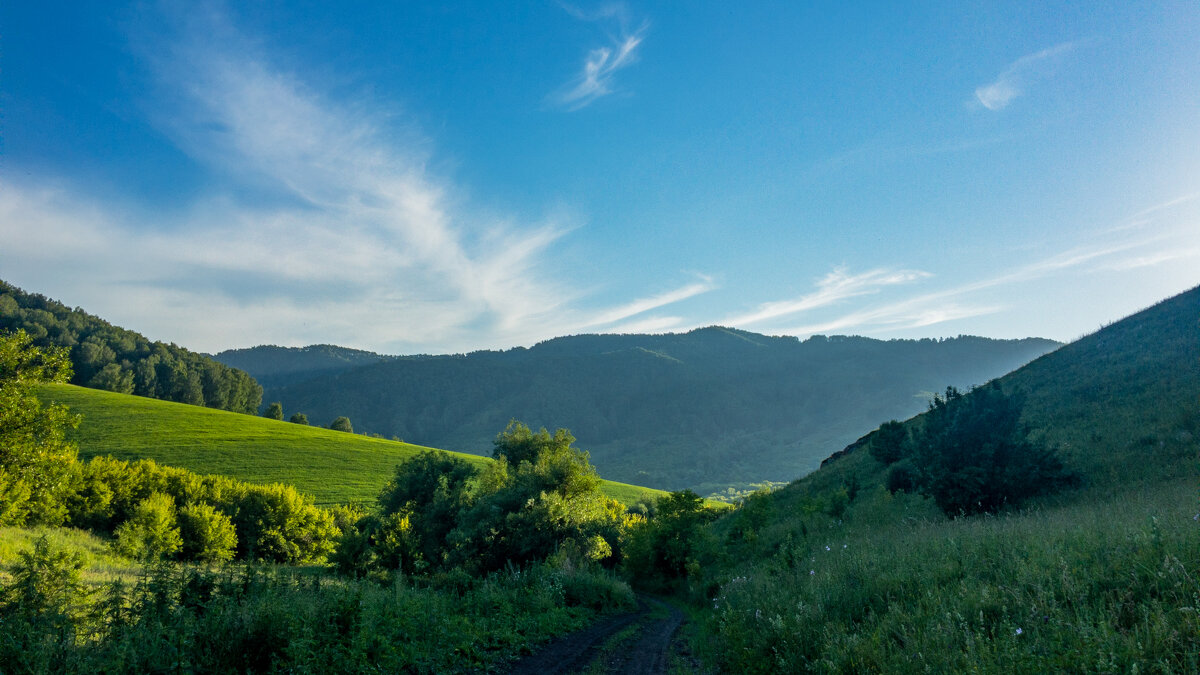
[0,280,261,414]
[222,328,1059,490]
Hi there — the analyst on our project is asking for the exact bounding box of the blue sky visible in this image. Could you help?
[2,2,1198,354]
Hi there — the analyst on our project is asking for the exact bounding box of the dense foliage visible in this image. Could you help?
[337,423,637,579]
[0,330,79,527]
[238,329,1058,490]
[0,280,261,413]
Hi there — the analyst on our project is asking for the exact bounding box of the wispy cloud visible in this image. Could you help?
[722,268,930,328]
[579,276,716,329]
[549,4,648,110]
[779,216,1197,338]
[974,41,1083,111]
[0,6,676,354]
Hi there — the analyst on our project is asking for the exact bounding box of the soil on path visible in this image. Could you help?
[502,595,688,675]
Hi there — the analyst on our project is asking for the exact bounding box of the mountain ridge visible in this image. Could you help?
[217,329,1062,490]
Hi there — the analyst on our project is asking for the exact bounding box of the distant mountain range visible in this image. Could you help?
[216,329,1061,491]
[212,344,398,389]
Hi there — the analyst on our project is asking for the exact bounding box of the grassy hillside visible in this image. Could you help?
[235,329,1059,490]
[43,384,667,508]
[687,284,1200,672]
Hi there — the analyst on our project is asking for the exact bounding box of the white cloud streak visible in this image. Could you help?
[550,4,647,110]
[0,6,695,354]
[780,221,1196,338]
[722,268,930,328]
[578,277,715,329]
[974,41,1082,111]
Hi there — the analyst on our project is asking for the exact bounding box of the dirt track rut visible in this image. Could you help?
[502,595,686,675]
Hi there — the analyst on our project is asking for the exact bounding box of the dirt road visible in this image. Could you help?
[502,595,691,675]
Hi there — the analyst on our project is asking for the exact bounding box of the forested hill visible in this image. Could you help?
[245,328,1060,490]
[0,280,262,414]
[213,344,397,388]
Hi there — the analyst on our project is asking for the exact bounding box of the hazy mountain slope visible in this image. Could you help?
[213,344,397,389]
[261,329,1060,490]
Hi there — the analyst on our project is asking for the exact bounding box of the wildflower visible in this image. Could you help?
[1015,627,1023,636]
[842,544,847,549]
[809,570,815,575]
[825,545,831,551]
[756,609,762,619]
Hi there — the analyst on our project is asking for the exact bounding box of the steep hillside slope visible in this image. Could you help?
[257,329,1060,489]
[43,384,666,507]
[820,283,1200,491]
[690,284,1200,672]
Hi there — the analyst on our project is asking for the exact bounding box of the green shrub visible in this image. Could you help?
[178,502,237,563]
[114,492,182,561]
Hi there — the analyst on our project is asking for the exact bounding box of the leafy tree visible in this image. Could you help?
[622,490,717,591]
[114,492,183,561]
[263,402,284,420]
[491,420,577,467]
[289,412,308,425]
[869,419,908,465]
[0,330,79,526]
[88,363,135,394]
[451,422,622,572]
[376,452,477,572]
[329,416,353,433]
[909,383,1074,515]
[178,502,237,563]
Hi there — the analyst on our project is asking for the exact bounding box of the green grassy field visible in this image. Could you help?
[42,383,667,508]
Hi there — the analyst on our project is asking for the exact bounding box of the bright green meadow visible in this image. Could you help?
[41,383,666,507]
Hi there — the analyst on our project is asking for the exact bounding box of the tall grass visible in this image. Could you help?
[0,540,635,674]
[701,479,1200,673]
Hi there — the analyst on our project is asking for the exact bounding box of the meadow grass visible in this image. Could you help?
[701,479,1200,673]
[42,383,667,507]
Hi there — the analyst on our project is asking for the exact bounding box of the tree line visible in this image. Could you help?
[0,280,261,414]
